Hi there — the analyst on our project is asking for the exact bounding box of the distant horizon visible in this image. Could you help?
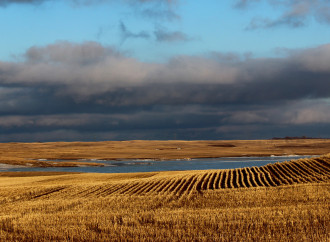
[1,136,329,144]
[1,0,330,142]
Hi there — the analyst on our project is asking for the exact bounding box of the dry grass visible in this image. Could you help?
[0,154,329,241]
[1,139,330,167]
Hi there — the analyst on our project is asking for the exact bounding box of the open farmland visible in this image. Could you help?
[1,139,330,167]
[0,154,329,241]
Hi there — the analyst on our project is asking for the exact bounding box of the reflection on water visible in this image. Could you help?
[0,155,316,173]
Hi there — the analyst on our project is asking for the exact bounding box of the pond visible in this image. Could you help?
[0,155,316,173]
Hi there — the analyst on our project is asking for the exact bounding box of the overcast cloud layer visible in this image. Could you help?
[0,1,329,141]
[0,41,329,141]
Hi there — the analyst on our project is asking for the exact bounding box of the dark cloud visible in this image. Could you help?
[119,21,150,44]
[1,41,330,141]
[316,5,330,24]
[236,0,330,29]
[154,26,193,42]
[0,0,181,24]
[246,15,306,30]
[210,51,253,63]
[0,0,176,6]
[0,0,44,6]
[234,0,260,9]
[140,8,180,21]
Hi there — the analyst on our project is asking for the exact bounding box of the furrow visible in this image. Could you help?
[312,159,330,174]
[255,167,270,186]
[175,176,193,196]
[78,185,105,198]
[293,160,325,181]
[285,162,313,183]
[219,171,226,189]
[94,183,122,197]
[250,167,263,187]
[259,166,277,186]
[241,168,252,188]
[171,178,188,195]
[184,175,199,194]
[154,179,172,193]
[98,184,122,197]
[158,178,178,195]
[246,168,258,187]
[188,174,204,195]
[306,160,330,178]
[267,164,290,185]
[224,170,231,188]
[278,163,297,184]
[314,158,330,171]
[108,183,132,195]
[175,176,195,196]
[238,168,245,188]
[213,172,222,189]
[143,181,162,195]
[165,178,183,194]
[196,173,209,191]
[294,160,323,178]
[277,163,299,183]
[121,182,143,195]
[228,170,234,189]
[146,179,167,193]
[207,172,218,190]
[272,163,293,184]
[117,182,142,195]
[127,181,151,195]
[262,166,281,186]
[32,187,66,199]
[232,169,239,188]
[281,162,305,183]
[123,181,148,195]
[301,159,323,174]
[133,181,156,195]
[201,173,213,190]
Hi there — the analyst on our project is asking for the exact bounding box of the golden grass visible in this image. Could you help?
[1,139,330,167]
[0,155,329,241]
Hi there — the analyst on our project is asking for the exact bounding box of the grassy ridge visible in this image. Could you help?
[0,155,329,241]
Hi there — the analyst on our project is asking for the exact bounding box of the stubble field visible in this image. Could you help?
[0,151,329,241]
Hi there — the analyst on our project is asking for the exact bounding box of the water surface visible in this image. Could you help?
[0,155,315,173]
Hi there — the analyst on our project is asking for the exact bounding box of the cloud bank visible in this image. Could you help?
[1,41,330,141]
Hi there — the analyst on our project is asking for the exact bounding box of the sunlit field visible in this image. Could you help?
[2,0,330,240]
[0,154,329,241]
[1,139,330,167]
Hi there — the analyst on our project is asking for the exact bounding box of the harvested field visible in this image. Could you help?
[1,154,328,197]
[1,139,330,167]
[0,154,329,241]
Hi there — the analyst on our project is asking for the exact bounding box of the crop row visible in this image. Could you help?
[25,156,330,199]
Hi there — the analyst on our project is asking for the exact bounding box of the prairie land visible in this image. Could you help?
[0,153,329,241]
[1,139,330,167]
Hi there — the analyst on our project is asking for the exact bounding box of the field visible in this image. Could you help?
[1,139,330,167]
[0,153,329,241]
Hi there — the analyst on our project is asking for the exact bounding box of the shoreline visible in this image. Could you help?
[1,139,330,168]
[0,154,323,174]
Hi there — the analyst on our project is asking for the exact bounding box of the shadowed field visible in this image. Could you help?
[1,139,330,167]
[0,154,329,241]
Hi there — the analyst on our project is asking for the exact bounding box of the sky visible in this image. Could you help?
[0,0,330,142]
